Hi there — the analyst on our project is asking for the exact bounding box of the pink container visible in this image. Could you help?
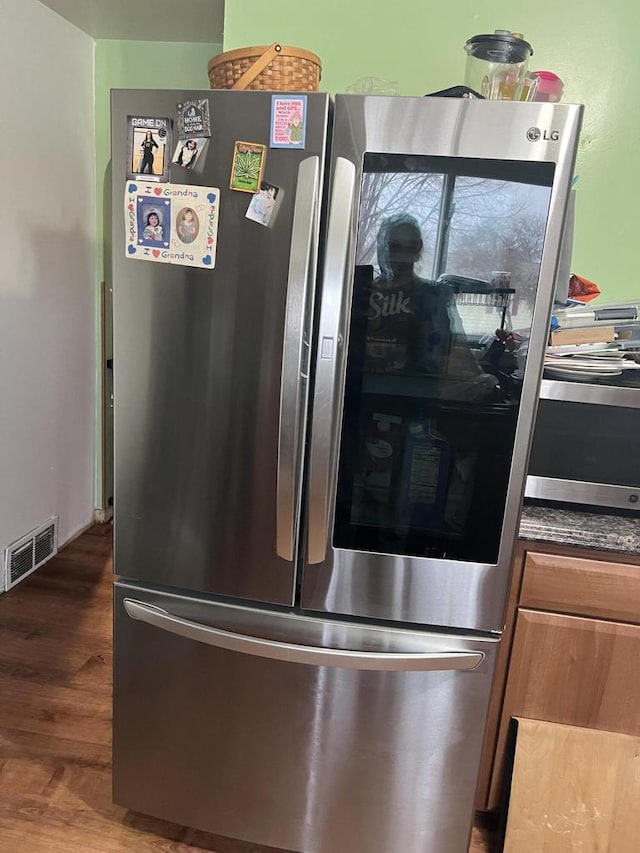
[532,70,564,102]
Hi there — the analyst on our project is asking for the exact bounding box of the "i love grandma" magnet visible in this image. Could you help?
[124,181,220,269]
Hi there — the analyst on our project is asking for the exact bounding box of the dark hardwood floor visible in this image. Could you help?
[0,525,497,852]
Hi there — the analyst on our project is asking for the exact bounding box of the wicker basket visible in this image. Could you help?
[208,43,321,92]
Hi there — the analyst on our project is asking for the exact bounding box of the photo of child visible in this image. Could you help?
[172,138,207,170]
[127,116,171,182]
[139,131,158,174]
[178,140,198,168]
[176,207,199,244]
[140,205,166,244]
[245,181,280,227]
[132,129,167,177]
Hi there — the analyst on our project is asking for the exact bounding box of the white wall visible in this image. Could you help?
[0,0,96,552]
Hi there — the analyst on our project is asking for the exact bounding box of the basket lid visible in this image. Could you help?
[208,44,322,74]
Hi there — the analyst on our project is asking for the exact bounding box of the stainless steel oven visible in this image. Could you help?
[526,378,640,511]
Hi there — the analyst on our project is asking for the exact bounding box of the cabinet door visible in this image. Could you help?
[489,608,640,806]
[503,720,640,853]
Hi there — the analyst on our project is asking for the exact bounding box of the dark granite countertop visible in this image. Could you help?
[519,503,640,555]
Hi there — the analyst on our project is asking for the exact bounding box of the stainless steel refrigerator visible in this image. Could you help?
[111,90,582,853]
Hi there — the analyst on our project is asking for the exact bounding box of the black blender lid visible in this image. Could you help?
[465,31,533,62]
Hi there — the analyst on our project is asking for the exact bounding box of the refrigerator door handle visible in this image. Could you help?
[276,156,321,562]
[123,599,484,672]
[307,157,357,565]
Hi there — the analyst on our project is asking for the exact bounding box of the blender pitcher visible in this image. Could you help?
[464,30,533,100]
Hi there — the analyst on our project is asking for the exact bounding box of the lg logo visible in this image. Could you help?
[527,126,560,142]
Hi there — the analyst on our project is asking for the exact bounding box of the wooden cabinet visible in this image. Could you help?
[476,542,640,811]
[503,610,640,732]
[502,720,640,852]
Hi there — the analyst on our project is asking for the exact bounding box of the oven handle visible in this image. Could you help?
[123,599,484,672]
[525,475,640,510]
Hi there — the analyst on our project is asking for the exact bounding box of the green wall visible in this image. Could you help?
[223,2,637,303]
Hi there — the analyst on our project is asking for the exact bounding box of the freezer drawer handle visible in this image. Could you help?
[307,156,357,565]
[277,156,321,562]
[123,599,484,672]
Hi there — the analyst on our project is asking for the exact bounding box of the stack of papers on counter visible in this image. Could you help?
[544,347,640,381]
[546,300,640,380]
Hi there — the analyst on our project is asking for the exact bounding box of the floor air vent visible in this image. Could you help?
[4,517,58,592]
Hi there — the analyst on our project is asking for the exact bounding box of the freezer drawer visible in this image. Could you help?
[114,581,498,853]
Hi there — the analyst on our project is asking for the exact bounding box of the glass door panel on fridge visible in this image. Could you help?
[111,90,330,606]
[303,96,582,632]
[335,154,554,563]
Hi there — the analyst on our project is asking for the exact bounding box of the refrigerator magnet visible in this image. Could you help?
[229,141,266,193]
[245,181,280,227]
[270,95,307,149]
[172,137,208,171]
[176,99,211,138]
[124,181,220,269]
[126,115,172,183]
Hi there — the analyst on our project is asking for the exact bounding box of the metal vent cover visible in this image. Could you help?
[34,523,56,567]
[9,541,33,585]
[3,517,58,591]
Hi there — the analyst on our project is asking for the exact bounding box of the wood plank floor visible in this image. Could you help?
[0,525,498,852]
